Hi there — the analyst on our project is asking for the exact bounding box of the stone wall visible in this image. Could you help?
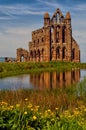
[17,8,80,62]
[16,48,29,62]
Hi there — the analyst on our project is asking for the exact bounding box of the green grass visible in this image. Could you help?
[0,72,86,129]
[0,61,86,129]
[0,61,86,78]
[0,100,85,130]
[0,77,86,111]
[0,102,85,130]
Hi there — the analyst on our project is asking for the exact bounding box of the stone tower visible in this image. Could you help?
[65,12,72,61]
[17,8,80,62]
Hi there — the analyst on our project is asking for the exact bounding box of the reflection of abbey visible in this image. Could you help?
[17,8,80,62]
[30,69,80,89]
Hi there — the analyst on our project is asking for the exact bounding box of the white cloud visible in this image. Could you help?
[0,26,34,57]
[37,0,62,8]
[0,17,13,20]
[75,4,86,11]
[4,27,32,35]
[0,4,45,21]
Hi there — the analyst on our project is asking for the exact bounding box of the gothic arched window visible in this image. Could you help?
[72,48,75,60]
[62,27,65,43]
[56,47,60,59]
[62,47,66,59]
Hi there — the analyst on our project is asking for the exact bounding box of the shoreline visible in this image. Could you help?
[0,61,86,78]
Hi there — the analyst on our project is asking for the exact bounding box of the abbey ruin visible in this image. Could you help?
[17,8,80,62]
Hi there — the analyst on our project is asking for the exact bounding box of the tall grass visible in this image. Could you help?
[0,79,86,129]
[0,61,86,129]
[0,78,86,112]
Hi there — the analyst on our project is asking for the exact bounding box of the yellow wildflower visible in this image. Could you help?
[10,106,14,109]
[47,109,51,113]
[84,108,86,112]
[31,108,33,111]
[73,110,79,116]
[33,116,37,120]
[24,111,27,115]
[9,105,14,110]
[27,103,32,108]
[1,101,8,106]
[55,107,58,110]
[25,98,28,101]
[34,108,38,112]
[16,104,20,108]
[35,106,40,109]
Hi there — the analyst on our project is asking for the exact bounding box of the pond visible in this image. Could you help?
[0,69,86,90]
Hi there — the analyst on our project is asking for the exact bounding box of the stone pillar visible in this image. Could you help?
[66,16,72,61]
[59,26,63,60]
[40,52,43,62]
[44,27,51,61]
[53,26,57,43]
[52,47,56,61]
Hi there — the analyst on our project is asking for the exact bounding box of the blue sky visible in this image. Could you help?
[0,0,86,62]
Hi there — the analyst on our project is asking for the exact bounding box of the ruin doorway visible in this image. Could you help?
[20,55,24,62]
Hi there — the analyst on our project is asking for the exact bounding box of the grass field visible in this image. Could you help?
[0,61,86,78]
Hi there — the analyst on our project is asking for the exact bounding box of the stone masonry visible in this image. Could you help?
[17,8,80,62]
[17,48,29,62]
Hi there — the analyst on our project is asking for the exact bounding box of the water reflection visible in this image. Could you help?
[0,75,33,90]
[0,69,82,90]
[30,69,80,90]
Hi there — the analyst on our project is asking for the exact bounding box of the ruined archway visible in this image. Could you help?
[20,55,24,62]
[16,48,29,62]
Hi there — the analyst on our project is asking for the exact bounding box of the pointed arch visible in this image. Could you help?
[33,50,36,61]
[51,8,64,24]
[37,49,40,61]
[51,46,54,60]
[51,26,54,43]
[62,47,66,59]
[62,26,66,43]
[72,48,75,60]
[41,48,44,61]
[56,25,60,43]
[60,15,64,22]
[30,50,33,61]
[20,55,24,62]
[30,50,33,58]
[56,46,60,59]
